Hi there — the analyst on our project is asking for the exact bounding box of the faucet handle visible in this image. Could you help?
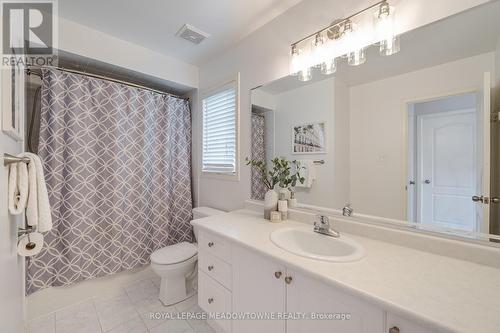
[315,214,329,225]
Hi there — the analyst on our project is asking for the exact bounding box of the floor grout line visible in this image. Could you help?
[90,295,105,333]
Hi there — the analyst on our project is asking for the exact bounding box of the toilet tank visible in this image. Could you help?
[192,206,225,241]
[192,206,225,220]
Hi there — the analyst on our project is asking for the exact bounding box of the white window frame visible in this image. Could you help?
[200,73,240,181]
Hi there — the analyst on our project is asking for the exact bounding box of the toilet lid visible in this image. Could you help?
[150,242,197,265]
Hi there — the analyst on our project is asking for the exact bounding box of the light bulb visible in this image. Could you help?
[348,48,366,66]
[290,45,301,75]
[312,33,325,68]
[340,20,354,57]
[380,35,400,56]
[376,1,400,56]
[298,67,312,82]
[320,58,337,75]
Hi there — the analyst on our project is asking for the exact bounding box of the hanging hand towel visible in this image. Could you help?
[19,152,53,233]
[8,160,29,215]
[295,160,316,188]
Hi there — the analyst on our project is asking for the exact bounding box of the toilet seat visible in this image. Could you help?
[151,242,197,265]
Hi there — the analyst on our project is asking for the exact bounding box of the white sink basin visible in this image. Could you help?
[270,227,365,262]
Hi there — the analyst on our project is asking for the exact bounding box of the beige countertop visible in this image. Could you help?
[192,209,500,333]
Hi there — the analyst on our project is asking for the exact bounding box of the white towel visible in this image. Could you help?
[8,160,29,215]
[296,160,316,188]
[19,152,53,233]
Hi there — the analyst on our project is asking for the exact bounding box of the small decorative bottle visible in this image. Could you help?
[278,192,288,220]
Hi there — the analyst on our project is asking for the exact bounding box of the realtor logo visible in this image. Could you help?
[2,0,57,66]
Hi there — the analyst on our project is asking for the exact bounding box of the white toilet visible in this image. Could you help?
[150,206,225,305]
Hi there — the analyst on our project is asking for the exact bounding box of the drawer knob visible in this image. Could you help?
[208,265,214,271]
[274,271,282,279]
[208,242,214,247]
[208,297,214,304]
[389,327,400,333]
[285,276,293,284]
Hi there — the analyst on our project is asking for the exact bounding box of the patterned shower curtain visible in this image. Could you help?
[26,69,193,294]
[251,113,267,200]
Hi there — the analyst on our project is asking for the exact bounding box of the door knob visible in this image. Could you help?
[472,195,484,203]
[274,271,282,279]
[472,196,491,204]
[424,179,431,184]
[285,276,293,284]
[389,327,400,333]
[491,197,500,204]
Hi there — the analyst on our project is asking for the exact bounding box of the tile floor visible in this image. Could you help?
[27,277,215,333]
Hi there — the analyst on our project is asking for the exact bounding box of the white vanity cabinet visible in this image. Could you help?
[199,229,437,333]
[232,245,385,333]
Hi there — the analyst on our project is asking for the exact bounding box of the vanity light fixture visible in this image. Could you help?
[376,1,400,56]
[290,0,400,79]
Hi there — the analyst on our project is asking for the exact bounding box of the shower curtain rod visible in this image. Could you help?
[25,66,188,100]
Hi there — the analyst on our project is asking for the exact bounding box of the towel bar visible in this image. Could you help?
[3,153,30,166]
[313,160,325,165]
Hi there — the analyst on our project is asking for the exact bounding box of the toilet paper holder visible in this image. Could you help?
[18,226,34,237]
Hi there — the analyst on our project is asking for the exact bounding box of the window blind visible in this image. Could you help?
[202,86,236,174]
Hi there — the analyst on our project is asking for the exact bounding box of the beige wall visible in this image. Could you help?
[196,0,490,211]
[271,78,350,209]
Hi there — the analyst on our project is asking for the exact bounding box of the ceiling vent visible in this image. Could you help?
[176,24,210,45]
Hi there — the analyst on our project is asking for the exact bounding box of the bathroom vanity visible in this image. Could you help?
[193,208,500,333]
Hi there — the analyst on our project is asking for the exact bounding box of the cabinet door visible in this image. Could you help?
[387,313,436,333]
[286,269,384,333]
[232,245,286,333]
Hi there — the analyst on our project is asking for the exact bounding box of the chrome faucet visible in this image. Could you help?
[313,215,340,238]
[342,204,353,217]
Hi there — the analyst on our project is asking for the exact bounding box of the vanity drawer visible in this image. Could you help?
[198,230,231,263]
[199,251,232,290]
[199,271,232,332]
[386,313,435,333]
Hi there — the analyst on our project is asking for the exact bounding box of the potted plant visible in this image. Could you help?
[246,157,305,219]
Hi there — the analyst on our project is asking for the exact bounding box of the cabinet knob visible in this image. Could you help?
[208,265,214,271]
[274,271,282,279]
[208,242,214,247]
[285,276,293,284]
[208,297,214,304]
[389,327,400,333]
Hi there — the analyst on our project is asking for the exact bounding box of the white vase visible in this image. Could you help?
[264,189,279,220]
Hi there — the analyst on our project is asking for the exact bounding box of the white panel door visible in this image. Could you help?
[417,109,477,231]
[286,269,384,333]
[231,246,286,333]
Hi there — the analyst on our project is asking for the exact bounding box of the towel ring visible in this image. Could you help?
[3,153,30,166]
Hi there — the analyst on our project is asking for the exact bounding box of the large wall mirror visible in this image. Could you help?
[250,1,500,242]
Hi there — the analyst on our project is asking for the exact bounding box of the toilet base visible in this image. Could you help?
[158,275,197,306]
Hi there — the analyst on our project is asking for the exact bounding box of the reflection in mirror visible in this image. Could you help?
[250,1,500,241]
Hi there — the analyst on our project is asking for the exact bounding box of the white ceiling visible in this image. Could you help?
[59,0,302,65]
[259,1,500,94]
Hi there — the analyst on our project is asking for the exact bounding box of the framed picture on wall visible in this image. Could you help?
[292,121,326,154]
[1,62,25,141]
